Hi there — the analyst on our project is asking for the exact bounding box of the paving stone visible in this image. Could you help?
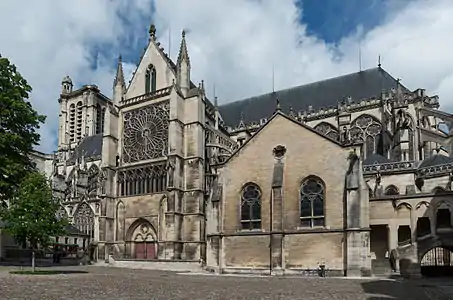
[0,266,446,299]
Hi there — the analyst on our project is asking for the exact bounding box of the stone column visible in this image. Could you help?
[344,150,371,277]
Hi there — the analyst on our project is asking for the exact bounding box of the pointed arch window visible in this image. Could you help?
[384,185,399,196]
[145,65,157,94]
[87,165,100,197]
[95,104,105,134]
[300,176,325,227]
[349,115,382,158]
[74,202,95,238]
[69,104,76,142]
[240,183,262,230]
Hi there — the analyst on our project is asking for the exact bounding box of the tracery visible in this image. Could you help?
[314,122,339,141]
[118,163,167,196]
[73,202,95,238]
[300,176,325,227]
[122,103,169,163]
[349,115,382,158]
[240,183,262,230]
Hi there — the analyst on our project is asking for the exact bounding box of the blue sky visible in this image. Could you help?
[1,0,452,152]
[301,0,390,43]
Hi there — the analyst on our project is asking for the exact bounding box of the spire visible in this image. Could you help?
[113,55,126,105]
[113,55,125,89]
[177,30,190,68]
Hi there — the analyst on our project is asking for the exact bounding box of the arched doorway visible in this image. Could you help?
[126,219,157,260]
[421,247,453,277]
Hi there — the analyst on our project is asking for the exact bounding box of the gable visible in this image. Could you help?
[126,40,177,99]
[225,113,350,169]
[219,67,406,127]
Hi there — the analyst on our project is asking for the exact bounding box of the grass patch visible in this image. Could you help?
[10,270,62,275]
[10,269,88,275]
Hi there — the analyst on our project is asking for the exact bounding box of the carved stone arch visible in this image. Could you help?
[313,122,339,141]
[396,202,413,210]
[116,200,126,241]
[416,200,430,210]
[73,202,95,238]
[437,199,452,210]
[432,186,447,195]
[384,184,399,195]
[349,114,382,157]
[126,218,158,259]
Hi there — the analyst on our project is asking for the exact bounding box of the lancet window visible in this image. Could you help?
[349,115,382,158]
[95,104,105,134]
[73,202,94,238]
[122,103,169,163]
[300,176,325,227]
[240,183,262,230]
[145,64,157,94]
[76,101,83,141]
[69,104,75,142]
[314,122,339,141]
[87,165,100,197]
[117,163,167,197]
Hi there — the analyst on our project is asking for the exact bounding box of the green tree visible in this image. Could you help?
[0,55,46,203]
[0,171,67,272]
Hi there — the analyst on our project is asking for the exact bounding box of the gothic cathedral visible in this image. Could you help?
[48,24,453,277]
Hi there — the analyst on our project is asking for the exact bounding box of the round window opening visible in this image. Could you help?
[273,145,286,159]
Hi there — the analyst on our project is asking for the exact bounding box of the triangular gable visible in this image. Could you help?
[126,34,178,99]
[222,111,359,165]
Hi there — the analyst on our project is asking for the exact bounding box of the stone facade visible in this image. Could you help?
[28,24,452,277]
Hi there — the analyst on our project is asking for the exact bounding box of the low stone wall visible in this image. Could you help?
[108,256,202,272]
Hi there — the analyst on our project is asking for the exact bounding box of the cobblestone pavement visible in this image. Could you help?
[0,266,449,300]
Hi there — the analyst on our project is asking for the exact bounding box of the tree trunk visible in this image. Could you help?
[31,250,35,273]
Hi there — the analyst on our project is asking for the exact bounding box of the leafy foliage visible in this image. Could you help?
[0,171,67,250]
[0,55,46,202]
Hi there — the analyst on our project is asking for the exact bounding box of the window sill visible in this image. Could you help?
[296,226,330,231]
[236,229,264,233]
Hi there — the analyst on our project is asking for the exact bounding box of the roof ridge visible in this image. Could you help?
[220,67,403,108]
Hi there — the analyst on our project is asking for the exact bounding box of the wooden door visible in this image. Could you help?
[135,242,146,259]
[145,243,156,259]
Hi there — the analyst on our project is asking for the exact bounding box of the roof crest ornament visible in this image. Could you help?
[149,23,156,41]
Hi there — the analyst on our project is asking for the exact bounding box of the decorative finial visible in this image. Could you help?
[149,24,156,39]
[182,29,186,38]
[276,98,281,112]
[378,55,381,68]
[214,96,218,107]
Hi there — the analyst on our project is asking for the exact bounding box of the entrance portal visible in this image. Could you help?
[421,247,453,277]
[135,242,156,260]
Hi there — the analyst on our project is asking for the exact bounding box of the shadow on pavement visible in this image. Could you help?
[361,278,448,300]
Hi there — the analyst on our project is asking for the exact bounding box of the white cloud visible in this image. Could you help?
[0,0,153,153]
[1,0,453,153]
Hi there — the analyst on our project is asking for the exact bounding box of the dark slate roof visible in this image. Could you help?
[418,154,453,169]
[219,67,408,127]
[363,154,394,166]
[68,134,103,163]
